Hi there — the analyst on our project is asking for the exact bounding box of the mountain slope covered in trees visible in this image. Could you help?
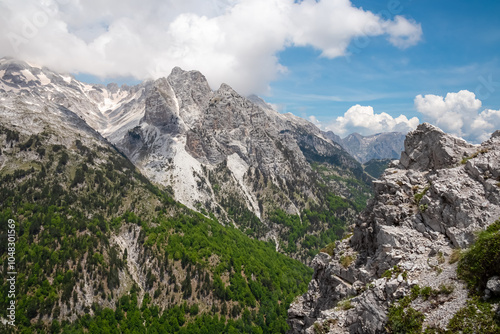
[0,89,311,333]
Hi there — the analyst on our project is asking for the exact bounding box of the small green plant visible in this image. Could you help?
[382,265,405,279]
[320,242,336,256]
[337,297,354,310]
[382,269,393,278]
[419,204,428,212]
[414,185,430,204]
[461,157,471,164]
[313,322,324,334]
[438,283,455,295]
[420,286,433,300]
[457,219,500,293]
[340,254,355,268]
[437,252,445,264]
[342,232,353,240]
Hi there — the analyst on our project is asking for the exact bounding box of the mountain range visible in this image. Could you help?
[0,58,381,262]
[324,131,406,164]
[0,57,376,333]
[2,58,496,334]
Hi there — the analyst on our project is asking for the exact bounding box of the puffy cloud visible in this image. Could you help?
[0,0,422,95]
[414,90,500,143]
[382,15,422,49]
[323,104,419,137]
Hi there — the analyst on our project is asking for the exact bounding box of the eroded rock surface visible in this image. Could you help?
[288,123,500,333]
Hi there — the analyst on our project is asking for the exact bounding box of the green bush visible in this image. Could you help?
[319,242,335,256]
[387,303,425,334]
[447,298,500,333]
[457,219,500,292]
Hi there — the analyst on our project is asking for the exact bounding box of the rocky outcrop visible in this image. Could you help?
[399,123,476,171]
[288,123,500,333]
[486,276,500,297]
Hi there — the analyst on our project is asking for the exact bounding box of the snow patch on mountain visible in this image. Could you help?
[37,72,51,85]
[20,69,37,82]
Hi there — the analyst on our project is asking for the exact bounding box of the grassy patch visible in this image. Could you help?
[448,248,462,264]
[387,288,425,334]
[340,254,355,268]
[337,298,354,310]
[386,284,456,334]
[447,298,500,333]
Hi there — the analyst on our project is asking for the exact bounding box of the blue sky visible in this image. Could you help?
[2,0,499,142]
[264,0,500,131]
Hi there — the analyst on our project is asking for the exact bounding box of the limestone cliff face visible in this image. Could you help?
[115,67,370,261]
[288,123,500,333]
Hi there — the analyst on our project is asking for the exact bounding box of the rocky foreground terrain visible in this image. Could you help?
[288,123,500,333]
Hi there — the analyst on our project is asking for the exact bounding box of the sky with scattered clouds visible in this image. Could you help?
[1,0,499,143]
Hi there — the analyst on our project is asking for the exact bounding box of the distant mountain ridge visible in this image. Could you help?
[324,131,406,163]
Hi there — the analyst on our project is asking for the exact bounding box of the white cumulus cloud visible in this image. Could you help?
[322,104,419,137]
[0,0,422,95]
[414,90,500,143]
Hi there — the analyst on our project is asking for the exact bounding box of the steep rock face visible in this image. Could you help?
[115,67,370,261]
[326,131,406,163]
[288,123,500,333]
[0,58,371,261]
[399,123,476,171]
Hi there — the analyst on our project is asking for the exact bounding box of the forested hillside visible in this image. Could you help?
[0,123,311,333]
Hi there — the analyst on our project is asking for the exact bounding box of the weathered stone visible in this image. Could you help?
[399,123,476,171]
[288,125,500,333]
[486,276,500,294]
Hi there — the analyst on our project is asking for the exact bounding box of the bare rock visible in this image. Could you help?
[288,124,500,333]
[400,123,476,171]
[487,276,500,294]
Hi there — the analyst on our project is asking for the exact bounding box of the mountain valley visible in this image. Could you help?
[1,58,499,334]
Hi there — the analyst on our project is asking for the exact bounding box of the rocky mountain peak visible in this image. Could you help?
[400,122,477,171]
[288,124,500,333]
[217,82,237,94]
[167,66,212,98]
[142,77,182,131]
[165,67,213,124]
